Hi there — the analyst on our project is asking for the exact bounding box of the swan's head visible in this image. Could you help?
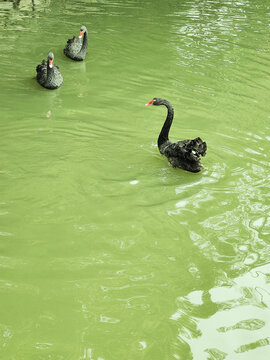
[47,52,54,68]
[79,25,87,38]
[145,98,165,106]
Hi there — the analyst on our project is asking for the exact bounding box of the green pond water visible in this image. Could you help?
[1,0,270,359]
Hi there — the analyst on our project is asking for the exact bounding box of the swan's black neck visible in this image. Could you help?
[81,31,88,52]
[46,60,54,80]
[157,100,174,149]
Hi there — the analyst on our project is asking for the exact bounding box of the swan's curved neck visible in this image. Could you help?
[47,61,53,80]
[81,31,88,52]
[158,101,174,149]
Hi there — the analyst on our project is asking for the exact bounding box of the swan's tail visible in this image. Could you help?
[36,60,46,73]
[196,137,207,157]
[188,137,207,160]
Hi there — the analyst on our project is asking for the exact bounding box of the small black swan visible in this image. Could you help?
[146,98,207,172]
[36,52,63,90]
[64,25,88,61]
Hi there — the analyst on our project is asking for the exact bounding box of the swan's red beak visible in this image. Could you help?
[79,30,84,39]
[48,59,53,68]
[145,99,154,106]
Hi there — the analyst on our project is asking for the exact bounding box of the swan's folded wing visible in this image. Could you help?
[184,137,207,157]
[163,139,205,161]
[65,37,82,54]
[36,60,46,73]
[163,141,189,159]
[66,36,76,44]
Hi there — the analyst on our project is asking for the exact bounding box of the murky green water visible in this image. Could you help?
[1,0,270,359]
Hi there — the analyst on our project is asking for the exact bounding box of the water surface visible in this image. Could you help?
[1,0,270,359]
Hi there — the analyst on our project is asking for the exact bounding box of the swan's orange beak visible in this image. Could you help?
[49,59,53,68]
[145,99,154,106]
[79,30,84,39]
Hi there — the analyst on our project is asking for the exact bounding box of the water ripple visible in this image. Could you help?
[171,263,270,359]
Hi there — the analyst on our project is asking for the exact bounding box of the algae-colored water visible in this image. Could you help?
[1,0,270,359]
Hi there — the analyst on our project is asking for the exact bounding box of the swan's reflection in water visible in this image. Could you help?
[171,263,270,359]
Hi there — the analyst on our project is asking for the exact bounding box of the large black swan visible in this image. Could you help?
[64,25,88,61]
[36,52,63,90]
[146,98,207,172]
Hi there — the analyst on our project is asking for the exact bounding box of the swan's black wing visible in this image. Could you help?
[46,67,63,89]
[36,60,47,86]
[36,59,46,73]
[64,36,82,58]
[162,138,207,172]
[67,36,76,44]
[164,138,206,160]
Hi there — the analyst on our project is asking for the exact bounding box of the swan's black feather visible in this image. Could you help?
[149,98,207,172]
[64,26,88,61]
[36,53,63,90]
[66,36,76,44]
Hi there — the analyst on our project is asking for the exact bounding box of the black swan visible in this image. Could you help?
[146,98,207,172]
[64,25,88,61]
[36,52,63,90]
